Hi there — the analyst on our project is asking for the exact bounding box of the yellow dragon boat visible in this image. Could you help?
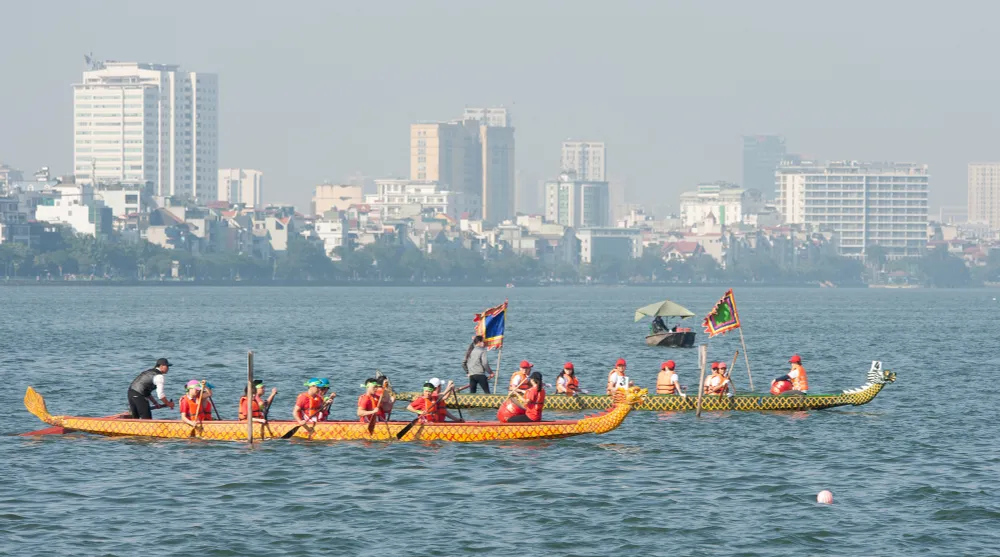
[395,364,896,412]
[22,386,646,443]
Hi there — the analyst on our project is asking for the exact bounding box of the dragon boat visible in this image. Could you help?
[395,364,896,412]
[22,386,646,443]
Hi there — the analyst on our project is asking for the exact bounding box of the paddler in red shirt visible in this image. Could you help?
[179,380,212,427]
[407,383,463,423]
[239,379,278,423]
[357,378,386,423]
[504,372,546,422]
[293,378,325,426]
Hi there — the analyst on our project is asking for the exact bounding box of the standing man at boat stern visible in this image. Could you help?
[127,358,175,419]
[465,335,493,394]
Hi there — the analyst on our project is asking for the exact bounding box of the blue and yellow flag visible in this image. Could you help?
[703,289,741,338]
[474,300,507,350]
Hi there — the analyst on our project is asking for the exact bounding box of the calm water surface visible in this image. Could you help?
[1,286,998,556]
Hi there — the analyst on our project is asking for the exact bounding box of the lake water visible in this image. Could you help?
[1,286,998,556]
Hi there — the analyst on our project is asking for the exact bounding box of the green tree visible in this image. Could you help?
[917,245,970,288]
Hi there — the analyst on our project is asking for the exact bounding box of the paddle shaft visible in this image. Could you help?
[367,387,386,435]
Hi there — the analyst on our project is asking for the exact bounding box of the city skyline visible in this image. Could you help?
[3,1,1000,215]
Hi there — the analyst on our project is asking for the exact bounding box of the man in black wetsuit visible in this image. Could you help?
[127,358,176,419]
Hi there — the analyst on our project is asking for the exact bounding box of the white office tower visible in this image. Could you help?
[73,60,218,203]
[218,168,264,207]
[561,141,606,181]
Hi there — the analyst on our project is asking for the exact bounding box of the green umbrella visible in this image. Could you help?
[633,299,696,322]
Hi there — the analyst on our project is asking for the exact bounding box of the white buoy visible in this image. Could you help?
[817,490,833,504]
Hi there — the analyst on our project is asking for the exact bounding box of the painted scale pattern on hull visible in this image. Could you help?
[397,368,896,412]
[23,387,646,443]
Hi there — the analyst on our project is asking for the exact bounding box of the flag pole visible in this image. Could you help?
[738,327,754,392]
[492,347,503,393]
[695,344,707,417]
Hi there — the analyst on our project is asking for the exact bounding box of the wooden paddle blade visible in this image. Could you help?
[395,417,420,440]
[367,415,378,435]
[281,425,301,439]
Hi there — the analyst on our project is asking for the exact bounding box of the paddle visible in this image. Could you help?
[190,380,206,437]
[261,390,277,439]
[367,383,387,435]
[448,381,463,422]
[208,396,222,420]
[397,391,433,440]
[283,391,321,439]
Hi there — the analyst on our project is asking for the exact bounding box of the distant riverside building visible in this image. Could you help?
[968,163,1000,228]
[577,227,642,264]
[679,181,762,227]
[73,60,219,203]
[0,164,24,192]
[410,106,514,223]
[365,179,479,221]
[218,168,264,207]
[561,141,606,181]
[544,172,610,228]
[743,135,786,193]
[312,184,363,216]
[776,160,929,258]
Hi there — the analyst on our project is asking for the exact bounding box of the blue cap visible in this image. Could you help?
[304,377,322,387]
[316,378,331,388]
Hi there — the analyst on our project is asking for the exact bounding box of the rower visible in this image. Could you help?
[555,362,580,395]
[406,383,462,423]
[504,372,546,422]
[179,380,212,427]
[656,360,685,397]
[772,354,809,395]
[704,362,730,396]
[357,378,385,423]
[127,358,175,419]
[316,378,336,420]
[376,375,395,416]
[294,378,325,426]
[607,359,630,394]
[240,379,277,423]
[509,361,532,391]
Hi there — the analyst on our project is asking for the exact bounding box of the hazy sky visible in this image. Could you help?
[2,0,998,215]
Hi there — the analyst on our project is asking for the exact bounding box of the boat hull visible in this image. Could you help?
[22,386,645,442]
[398,367,896,412]
[645,331,696,347]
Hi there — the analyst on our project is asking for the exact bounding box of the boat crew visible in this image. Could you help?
[772,354,809,395]
[179,380,212,427]
[704,362,730,396]
[430,377,456,402]
[656,361,685,397]
[239,380,277,423]
[316,378,336,420]
[357,378,386,423]
[555,362,580,395]
[504,372,546,422]
[126,358,175,419]
[407,383,463,423]
[606,359,627,394]
[509,361,532,391]
[294,378,326,426]
[375,375,395,417]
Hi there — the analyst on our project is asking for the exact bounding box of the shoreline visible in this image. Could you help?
[1,278,878,288]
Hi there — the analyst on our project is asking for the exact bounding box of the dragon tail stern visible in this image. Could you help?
[24,387,59,426]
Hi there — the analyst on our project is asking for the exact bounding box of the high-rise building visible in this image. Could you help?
[544,172,610,228]
[73,60,218,203]
[410,106,515,222]
[218,169,264,207]
[561,141,606,181]
[743,135,786,193]
[968,163,1000,228]
[776,161,929,258]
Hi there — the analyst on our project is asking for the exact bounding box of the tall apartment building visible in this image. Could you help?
[561,141,606,181]
[73,60,218,203]
[776,161,929,258]
[218,169,264,207]
[743,135,786,193]
[968,163,1000,228]
[544,172,610,228]
[410,106,514,223]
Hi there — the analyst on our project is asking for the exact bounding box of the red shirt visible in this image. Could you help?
[357,393,385,423]
[295,392,324,421]
[524,386,545,422]
[180,395,212,422]
[410,395,445,423]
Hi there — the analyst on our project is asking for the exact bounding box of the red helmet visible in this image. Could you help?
[711,361,719,370]
[662,360,675,370]
[519,360,533,369]
[789,354,802,364]
[563,362,574,370]
[771,380,793,395]
[615,358,626,367]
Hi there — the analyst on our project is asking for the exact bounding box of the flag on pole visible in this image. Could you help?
[474,300,507,350]
[703,289,741,337]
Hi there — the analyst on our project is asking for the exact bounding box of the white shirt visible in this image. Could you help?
[152,374,166,400]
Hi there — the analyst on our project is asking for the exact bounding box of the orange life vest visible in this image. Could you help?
[509,370,529,390]
[704,372,728,395]
[557,375,579,394]
[656,371,678,394]
[239,395,265,420]
[181,395,212,422]
[790,364,809,391]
